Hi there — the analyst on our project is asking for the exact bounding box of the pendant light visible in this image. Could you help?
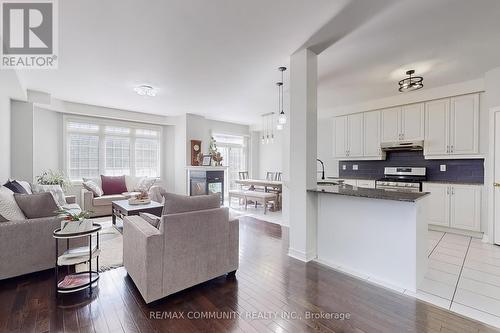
[398,69,423,92]
[277,66,287,125]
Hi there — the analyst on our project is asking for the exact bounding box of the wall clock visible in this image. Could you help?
[191,140,202,166]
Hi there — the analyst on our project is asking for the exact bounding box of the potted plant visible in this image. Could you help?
[56,208,93,234]
[36,170,70,190]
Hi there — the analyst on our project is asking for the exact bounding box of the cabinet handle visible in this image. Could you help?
[451,187,455,195]
[446,145,449,153]
[447,187,449,195]
[450,145,454,153]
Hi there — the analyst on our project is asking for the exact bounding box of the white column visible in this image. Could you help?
[285,48,318,261]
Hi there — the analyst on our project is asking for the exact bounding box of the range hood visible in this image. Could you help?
[380,140,424,151]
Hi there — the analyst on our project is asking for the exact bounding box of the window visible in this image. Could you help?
[65,117,161,181]
[212,133,248,191]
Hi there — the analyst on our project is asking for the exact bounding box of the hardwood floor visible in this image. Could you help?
[1,216,499,333]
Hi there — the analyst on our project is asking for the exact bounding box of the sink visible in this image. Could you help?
[317,181,340,186]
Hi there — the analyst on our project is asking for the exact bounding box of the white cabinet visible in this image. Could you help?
[402,103,425,141]
[334,116,347,158]
[450,184,481,231]
[450,94,479,155]
[363,110,382,158]
[424,183,449,227]
[424,99,449,155]
[381,104,424,142]
[381,107,400,142]
[348,113,364,157]
[422,182,481,232]
[424,94,479,158]
[334,114,364,158]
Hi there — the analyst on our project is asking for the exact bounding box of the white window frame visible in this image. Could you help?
[63,115,162,182]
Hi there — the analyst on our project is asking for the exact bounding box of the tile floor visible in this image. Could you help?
[408,230,500,328]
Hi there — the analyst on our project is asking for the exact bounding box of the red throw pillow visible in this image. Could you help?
[101,175,128,195]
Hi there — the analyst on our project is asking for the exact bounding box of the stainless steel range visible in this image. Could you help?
[375,167,426,192]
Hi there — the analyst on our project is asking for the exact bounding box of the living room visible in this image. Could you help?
[3,0,500,332]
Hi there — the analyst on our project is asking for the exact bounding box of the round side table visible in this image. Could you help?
[53,223,102,296]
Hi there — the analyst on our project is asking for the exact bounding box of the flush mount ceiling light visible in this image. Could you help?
[398,70,423,92]
[134,84,157,97]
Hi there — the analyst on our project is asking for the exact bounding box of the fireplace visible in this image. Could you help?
[189,170,224,204]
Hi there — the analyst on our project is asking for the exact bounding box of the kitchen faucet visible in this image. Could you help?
[317,159,325,180]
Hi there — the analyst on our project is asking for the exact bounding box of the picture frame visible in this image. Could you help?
[201,155,212,166]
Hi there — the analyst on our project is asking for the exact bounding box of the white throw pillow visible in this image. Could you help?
[31,184,67,208]
[125,175,139,192]
[134,177,157,192]
[82,177,102,188]
[0,186,26,221]
[82,180,104,197]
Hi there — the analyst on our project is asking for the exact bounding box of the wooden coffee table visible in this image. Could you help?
[111,200,163,230]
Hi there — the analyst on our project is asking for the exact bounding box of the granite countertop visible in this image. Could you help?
[326,176,378,180]
[308,184,430,202]
[422,180,484,185]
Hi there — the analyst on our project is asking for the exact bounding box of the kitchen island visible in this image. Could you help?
[309,185,429,292]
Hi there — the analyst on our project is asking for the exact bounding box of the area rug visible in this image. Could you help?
[76,223,123,273]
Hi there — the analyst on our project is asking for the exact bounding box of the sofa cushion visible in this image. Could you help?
[0,213,7,222]
[14,192,59,219]
[101,175,128,195]
[83,180,104,197]
[93,194,126,206]
[3,180,28,194]
[0,186,26,221]
[15,180,33,194]
[163,193,220,215]
[31,184,67,208]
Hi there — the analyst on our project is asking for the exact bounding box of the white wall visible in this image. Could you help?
[33,106,63,177]
[0,70,25,181]
[317,117,336,178]
[11,101,34,181]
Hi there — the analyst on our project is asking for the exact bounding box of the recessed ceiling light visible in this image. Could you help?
[134,85,157,97]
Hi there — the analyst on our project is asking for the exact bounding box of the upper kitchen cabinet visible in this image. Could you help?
[424,93,479,158]
[450,94,479,155]
[401,103,425,141]
[381,103,424,142]
[347,113,364,157]
[334,116,348,158]
[381,107,400,142]
[363,110,382,158]
[333,114,364,158]
[424,99,449,156]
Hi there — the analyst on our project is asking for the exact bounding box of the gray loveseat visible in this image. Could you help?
[123,194,239,303]
[0,196,85,280]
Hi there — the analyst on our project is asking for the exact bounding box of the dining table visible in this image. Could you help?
[234,179,283,210]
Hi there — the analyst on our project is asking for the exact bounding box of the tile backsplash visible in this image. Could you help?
[338,151,484,183]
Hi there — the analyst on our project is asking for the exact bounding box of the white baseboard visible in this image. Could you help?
[288,248,316,262]
[429,225,483,239]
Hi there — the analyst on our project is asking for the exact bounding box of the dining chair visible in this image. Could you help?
[266,172,275,181]
[238,171,249,180]
[274,172,282,181]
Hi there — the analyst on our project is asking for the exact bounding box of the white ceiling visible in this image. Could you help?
[15,0,500,124]
[318,0,500,116]
[15,0,344,124]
